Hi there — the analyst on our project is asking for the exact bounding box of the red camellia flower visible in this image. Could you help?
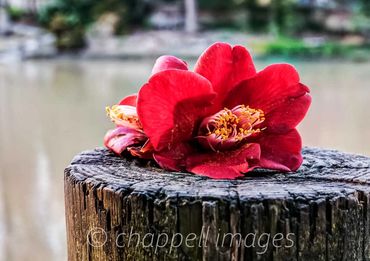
[104,42,311,179]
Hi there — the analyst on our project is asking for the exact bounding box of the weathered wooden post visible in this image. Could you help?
[64,147,370,260]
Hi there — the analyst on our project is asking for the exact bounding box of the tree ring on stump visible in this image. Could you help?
[64,147,370,261]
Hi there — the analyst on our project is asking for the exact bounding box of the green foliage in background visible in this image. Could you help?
[35,0,370,52]
[6,6,28,22]
[244,0,309,35]
[38,0,93,50]
[264,37,370,60]
[198,0,240,12]
[38,0,151,50]
[197,0,306,32]
[360,0,370,16]
[198,0,243,29]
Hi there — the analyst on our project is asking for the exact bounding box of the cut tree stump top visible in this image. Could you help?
[66,147,370,199]
[64,147,370,261]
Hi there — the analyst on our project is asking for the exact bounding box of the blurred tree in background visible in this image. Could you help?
[361,0,370,16]
[198,0,238,11]
[245,0,270,32]
[245,0,308,36]
[7,0,364,50]
[38,0,94,50]
[38,0,152,50]
[198,0,243,29]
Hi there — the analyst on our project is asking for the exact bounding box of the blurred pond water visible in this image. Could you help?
[1,59,370,260]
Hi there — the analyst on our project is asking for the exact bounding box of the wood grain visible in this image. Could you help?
[64,147,370,261]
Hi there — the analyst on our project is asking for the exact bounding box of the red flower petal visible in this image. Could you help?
[186,143,261,179]
[119,94,137,107]
[231,45,257,86]
[153,153,180,171]
[254,129,303,172]
[151,55,188,75]
[194,42,256,108]
[225,64,308,113]
[104,126,146,155]
[189,165,246,179]
[137,70,216,151]
[153,143,194,171]
[225,64,310,133]
[264,91,311,133]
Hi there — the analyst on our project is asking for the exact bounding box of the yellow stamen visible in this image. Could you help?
[106,105,141,128]
[208,105,265,141]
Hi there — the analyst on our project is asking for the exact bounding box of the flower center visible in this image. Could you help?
[198,105,265,151]
[106,105,141,129]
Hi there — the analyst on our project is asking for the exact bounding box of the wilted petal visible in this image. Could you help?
[128,140,154,159]
[104,126,146,155]
[106,105,141,129]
